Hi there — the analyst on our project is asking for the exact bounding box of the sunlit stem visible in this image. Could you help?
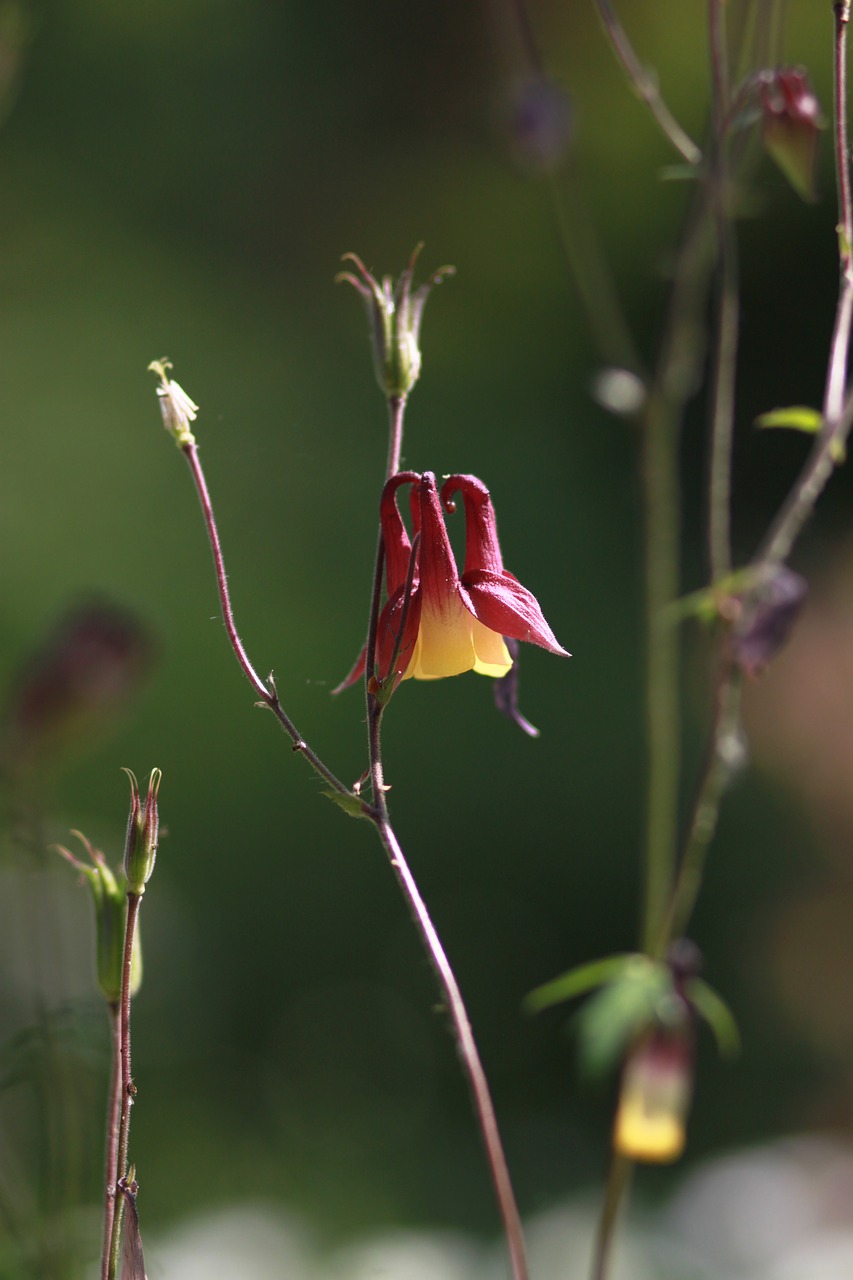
[106,891,142,1280]
[180,441,355,803]
[99,1001,121,1280]
[755,1,853,569]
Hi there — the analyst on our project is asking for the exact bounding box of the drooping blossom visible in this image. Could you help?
[336,471,568,691]
[759,67,824,203]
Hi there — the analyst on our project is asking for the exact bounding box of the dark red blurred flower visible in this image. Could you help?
[759,67,824,202]
[2,600,155,769]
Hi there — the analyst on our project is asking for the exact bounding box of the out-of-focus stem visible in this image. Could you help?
[592,0,702,165]
[661,663,743,947]
[707,0,738,586]
[640,388,681,959]
[590,1154,633,1280]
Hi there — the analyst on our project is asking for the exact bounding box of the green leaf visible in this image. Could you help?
[687,977,741,1058]
[322,788,370,820]
[755,405,823,433]
[663,568,757,626]
[755,406,846,463]
[659,164,701,182]
[574,959,671,1077]
[524,953,637,1015]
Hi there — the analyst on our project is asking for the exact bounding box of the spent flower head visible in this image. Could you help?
[148,358,199,447]
[337,246,454,401]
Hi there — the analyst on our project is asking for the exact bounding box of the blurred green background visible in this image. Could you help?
[2,0,851,1273]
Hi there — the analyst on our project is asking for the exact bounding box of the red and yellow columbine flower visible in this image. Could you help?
[337,471,568,690]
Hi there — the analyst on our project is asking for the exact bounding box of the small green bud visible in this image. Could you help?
[123,767,161,895]
[337,245,454,401]
[55,832,142,1003]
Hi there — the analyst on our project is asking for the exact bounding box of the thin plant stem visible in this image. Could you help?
[591,0,703,165]
[593,114,724,1280]
[366,702,530,1280]
[107,891,142,1280]
[546,177,645,376]
[180,441,357,805]
[639,192,717,960]
[707,235,739,583]
[659,660,743,948]
[360,395,529,1280]
[639,387,681,960]
[827,0,853,424]
[590,1153,633,1280]
[510,0,644,375]
[707,0,738,585]
[386,395,406,479]
[664,1,853,959]
[174,384,529,1279]
[755,0,853,569]
[99,1001,121,1280]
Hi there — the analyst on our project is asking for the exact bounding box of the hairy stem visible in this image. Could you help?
[99,1001,121,1280]
[107,892,142,1280]
[180,441,357,804]
[386,395,407,479]
[367,701,529,1280]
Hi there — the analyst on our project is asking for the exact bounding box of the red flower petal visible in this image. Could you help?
[460,570,569,656]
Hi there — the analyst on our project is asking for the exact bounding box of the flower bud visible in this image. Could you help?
[759,67,824,203]
[337,246,454,401]
[55,832,142,1003]
[123,767,161,895]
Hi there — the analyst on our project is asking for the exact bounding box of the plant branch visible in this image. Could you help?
[106,892,142,1280]
[367,735,530,1280]
[707,0,738,585]
[754,1,853,569]
[592,0,702,165]
[386,395,407,479]
[180,441,357,804]
[660,659,743,947]
[590,1153,633,1280]
[359,396,529,1280]
[99,1001,121,1280]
